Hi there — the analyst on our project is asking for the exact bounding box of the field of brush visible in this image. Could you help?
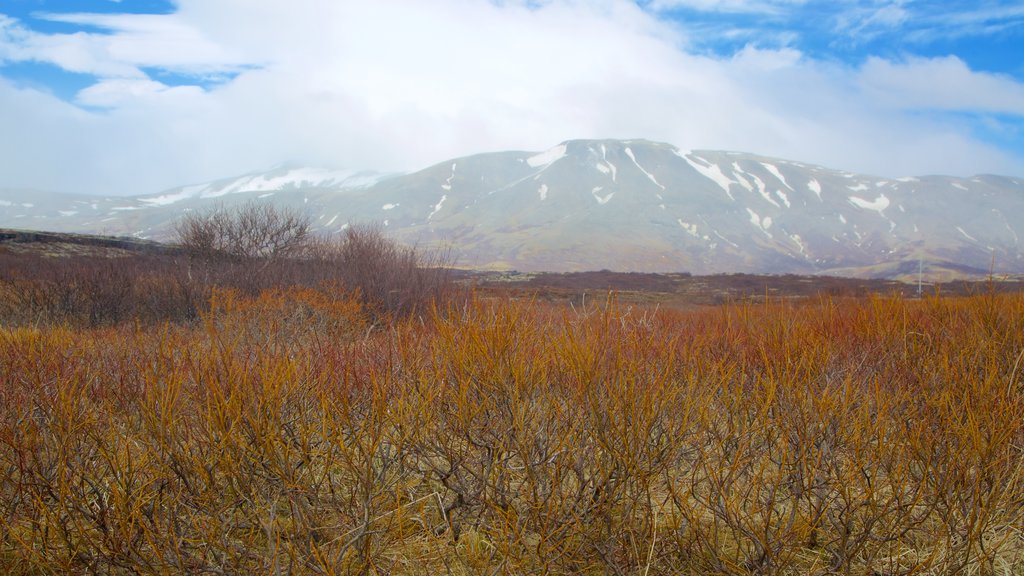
[1,245,1023,574]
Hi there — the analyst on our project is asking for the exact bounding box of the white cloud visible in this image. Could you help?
[75,78,205,107]
[0,11,248,81]
[647,0,807,14]
[0,0,1022,196]
[35,12,249,75]
[916,3,1024,37]
[859,56,1024,114]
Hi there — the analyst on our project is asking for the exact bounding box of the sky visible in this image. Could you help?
[0,0,1022,196]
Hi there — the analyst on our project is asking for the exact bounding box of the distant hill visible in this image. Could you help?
[0,228,183,258]
[3,139,1023,278]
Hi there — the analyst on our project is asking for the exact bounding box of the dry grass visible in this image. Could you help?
[1,288,1023,574]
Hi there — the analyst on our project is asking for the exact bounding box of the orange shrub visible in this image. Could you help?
[0,292,1022,574]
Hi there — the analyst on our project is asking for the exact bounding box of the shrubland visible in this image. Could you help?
[0,207,451,326]
[0,208,1021,573]
[1,272,1022,573]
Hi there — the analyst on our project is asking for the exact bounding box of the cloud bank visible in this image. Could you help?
[0,0,1023,196]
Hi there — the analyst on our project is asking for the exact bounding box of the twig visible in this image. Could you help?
[435,491,450,531]
[326,491,442,547]
[643,509,658,576]
[1009,348,1024,396]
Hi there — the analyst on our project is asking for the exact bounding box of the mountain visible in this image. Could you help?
[0,166,388,237]
[2,139,1023,277]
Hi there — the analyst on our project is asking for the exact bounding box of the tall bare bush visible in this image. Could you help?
[175,206,452,315]
[175,202,313,261]
[327,223,453,317]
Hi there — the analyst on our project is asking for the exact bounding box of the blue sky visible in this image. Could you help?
[656,1,1024,74]
[1,0,1023,195]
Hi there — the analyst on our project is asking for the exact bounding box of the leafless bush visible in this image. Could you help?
[175,202,313,261]
[0,210,453,328]
[0,254,203,327]
[173,202,325,296]
[324,223,454,317]
[175,219,454,314]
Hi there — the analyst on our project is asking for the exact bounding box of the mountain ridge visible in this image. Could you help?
[2,139,1023,278]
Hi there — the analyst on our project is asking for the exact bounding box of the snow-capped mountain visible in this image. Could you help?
[138,166,387,206]
[3,139,1023,277]
[0,166,388,239]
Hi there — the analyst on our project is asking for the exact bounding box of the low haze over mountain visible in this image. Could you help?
[2,139,1022,277]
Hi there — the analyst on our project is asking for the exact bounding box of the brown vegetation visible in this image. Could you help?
[1,219,1023,573]
[1,261,1022,573]
[0,214,452,325]
[477,270,1024,307]
[175,203,314,261]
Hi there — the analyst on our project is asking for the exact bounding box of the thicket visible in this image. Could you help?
[175,202,314,261]
[1,289,1022,574]
[0,210,452,326]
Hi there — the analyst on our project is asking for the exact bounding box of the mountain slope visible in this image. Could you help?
[2,139,1023,276]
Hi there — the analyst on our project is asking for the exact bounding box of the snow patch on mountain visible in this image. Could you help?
[624,147,665,190]
[956,226,977,242]
[713,229,740,248]
[790,233,807,255]
[751,175,780,208]
[212,168,359,197]
[679,152,735,200]
[848,193,890,213]
[807,178,822,200]
[747,209,773,234]
[733,171,755,193]
[592,187,614,205]
[141,184,205,206]
[678,220,699,237]
[428,195,447,220]
[139,168,383,206]
[442,163,457,191]
[527,144,567,168]
[596,144,618,181]
[992,209,1019,245]
[760,163,793,191]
